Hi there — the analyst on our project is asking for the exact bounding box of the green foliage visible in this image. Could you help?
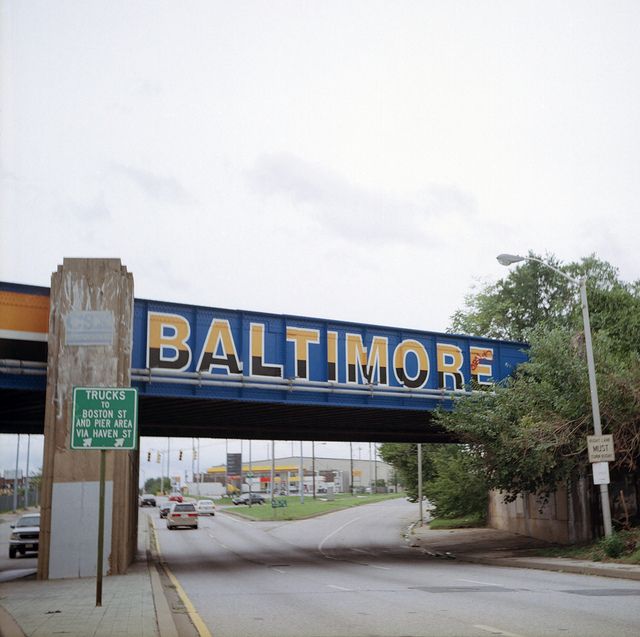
[378,443,488,519]
[378,443,437,502]
[423,446,488,519]
[439,252,640,502]
[600,533,625,558]
[144,478,166,493]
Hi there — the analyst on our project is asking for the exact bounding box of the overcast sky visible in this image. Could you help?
[1,2,639,482]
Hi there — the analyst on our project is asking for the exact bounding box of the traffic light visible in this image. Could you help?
[179,450,183,461]
[156,452,161,463]
[146,452,151,462]
[193,450,197,460]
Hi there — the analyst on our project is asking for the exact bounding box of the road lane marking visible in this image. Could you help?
[474,624,527,637]
[459,578,500,586]
[327,584,352,591]
[318,516,361,559]
[150,520,213,637]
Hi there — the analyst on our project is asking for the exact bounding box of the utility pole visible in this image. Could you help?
[349,442,354,496]
[13,434,20,512]
[312,441,316,499]
[25,434,31,508]
[299,441,304,504]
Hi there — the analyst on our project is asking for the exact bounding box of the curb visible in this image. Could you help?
[0,605,26,637]
[145,515,179,637]
[457,554,640,581]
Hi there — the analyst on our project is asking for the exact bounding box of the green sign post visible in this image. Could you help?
[71,387,138,607]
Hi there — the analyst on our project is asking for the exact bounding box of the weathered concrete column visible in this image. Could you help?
[38,259,137,579]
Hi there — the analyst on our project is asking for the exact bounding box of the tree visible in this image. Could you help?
[144,478,162,493]
[449,252,621,341]
[437,254,640,503]
[423,445,488,519]
[377,443,437,502]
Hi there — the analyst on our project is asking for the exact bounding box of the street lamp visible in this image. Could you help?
[497,253,613,537]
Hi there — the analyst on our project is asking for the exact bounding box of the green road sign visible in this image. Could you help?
[71,387,138,450]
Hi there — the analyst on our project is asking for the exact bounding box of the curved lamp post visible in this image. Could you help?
[496,253,612,537]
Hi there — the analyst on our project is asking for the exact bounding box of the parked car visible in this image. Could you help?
[196,499,216,516]
[139,494,156,507]
[166,502,198,529]
[168,493,183,503]
[9,513,40,559]
[232,493,265,505]
[159,504,171,519]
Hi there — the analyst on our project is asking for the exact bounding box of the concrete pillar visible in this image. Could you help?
[38,259,136,579]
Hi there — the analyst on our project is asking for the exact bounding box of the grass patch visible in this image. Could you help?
[532,526,640,564]
[428,514,486,530]
[222,493,404,521]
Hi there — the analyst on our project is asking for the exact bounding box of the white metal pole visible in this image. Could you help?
[13,434,20,512]
[580,279,613,537]
[248,439,252,507]
[167,438,171,494]
[299,441,304,504]
[349,442,354,495]
[312,441,316,499]
[374,442,378,490]
[271,440,275,500]
[25,434,31,508]
[197,439,201,495]
[368,442,372,494]
[417,443,424,525]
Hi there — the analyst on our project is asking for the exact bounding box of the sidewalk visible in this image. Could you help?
[0,512,179,637]
[406,523,640,581]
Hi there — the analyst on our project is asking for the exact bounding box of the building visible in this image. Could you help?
[192,455,398,496]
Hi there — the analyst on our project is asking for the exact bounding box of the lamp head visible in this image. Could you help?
[496,253,525,266]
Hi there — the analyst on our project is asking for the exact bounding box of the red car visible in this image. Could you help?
[168,493,183,503]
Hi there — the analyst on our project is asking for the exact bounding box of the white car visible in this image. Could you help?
[166,502,198,529]
[196,499,216,516]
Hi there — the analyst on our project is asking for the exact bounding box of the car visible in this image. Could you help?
[168,493,183,503]
[196,499,216,516]
[159,504,171,519]
[9,513,40,559]
[139,494,156,507]
[232,493,265,505]
[166,502,198,529]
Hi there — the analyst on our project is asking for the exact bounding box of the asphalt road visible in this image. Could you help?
[151,498,640,637]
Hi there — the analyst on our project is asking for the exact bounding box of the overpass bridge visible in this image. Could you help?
[1,282,526,443]
[0,259,527,581]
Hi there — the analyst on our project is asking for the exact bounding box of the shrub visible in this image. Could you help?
[600,533,625,558]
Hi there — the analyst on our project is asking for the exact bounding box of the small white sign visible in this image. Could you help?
[592,461,610,485]
[587,434,615,463]
[65,311,114,346]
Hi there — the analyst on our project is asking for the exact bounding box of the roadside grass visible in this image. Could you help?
[221,492,404,521]
[531,526,640,565]
[428,514,486,530]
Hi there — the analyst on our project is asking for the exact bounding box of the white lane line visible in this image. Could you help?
[459,578,500,586]
[271,568,287,574]
[318,517,361,559]
[474,624,527,637]
[326,584,352,591]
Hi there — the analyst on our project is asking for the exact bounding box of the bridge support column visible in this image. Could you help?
[38,259,137,579]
